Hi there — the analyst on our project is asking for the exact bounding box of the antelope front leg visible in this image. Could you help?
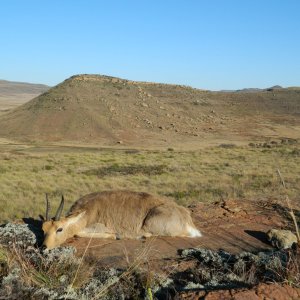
[76,223,118,239]
[76,231,117,239]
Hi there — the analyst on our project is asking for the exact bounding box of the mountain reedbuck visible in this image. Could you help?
[41,190,202,249]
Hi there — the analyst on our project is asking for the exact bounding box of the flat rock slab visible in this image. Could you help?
[64,200,290,269]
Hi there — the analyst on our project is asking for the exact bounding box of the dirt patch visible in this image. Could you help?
[177,283,300,300]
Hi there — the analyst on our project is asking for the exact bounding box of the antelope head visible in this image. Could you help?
[41,194,85,249]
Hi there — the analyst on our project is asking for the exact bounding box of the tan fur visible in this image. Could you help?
[42,190,202,249]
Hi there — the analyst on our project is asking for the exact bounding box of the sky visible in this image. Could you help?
[1,0,299,90]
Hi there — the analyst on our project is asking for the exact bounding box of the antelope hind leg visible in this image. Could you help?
[142,205,201,237]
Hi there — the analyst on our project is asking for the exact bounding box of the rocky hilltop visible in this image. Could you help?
[0,74,299,147]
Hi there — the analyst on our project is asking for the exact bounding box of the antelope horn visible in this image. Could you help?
[45,193,50,221]
[55,195,65,221]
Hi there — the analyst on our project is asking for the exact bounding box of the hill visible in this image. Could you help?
[0,74,299,148]
[0,79,49,113]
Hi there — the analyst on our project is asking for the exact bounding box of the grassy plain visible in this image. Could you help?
[0,142,299,222]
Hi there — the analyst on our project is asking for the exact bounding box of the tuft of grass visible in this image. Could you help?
[277,169,300,244]
[286,248,300,287]
[218,143,237,149]
[83,163,168,177]
[8,243,92,289]
[166,187,225,205]
[0,247,8,278]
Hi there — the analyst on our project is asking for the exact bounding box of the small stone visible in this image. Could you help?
[266,229,298,249]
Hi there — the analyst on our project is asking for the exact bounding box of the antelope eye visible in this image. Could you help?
[56,228,63,233]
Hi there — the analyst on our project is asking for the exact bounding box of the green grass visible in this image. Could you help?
[0,143,299,222]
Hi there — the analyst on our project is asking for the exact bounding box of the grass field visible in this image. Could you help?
[0,142,299,222]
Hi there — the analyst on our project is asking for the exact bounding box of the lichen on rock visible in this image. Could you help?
[0,223,37,248]
[177,247,290,290]
[267,229,298,249]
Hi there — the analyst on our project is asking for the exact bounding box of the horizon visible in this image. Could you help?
[1,0,299,90]
[0,74,292,92]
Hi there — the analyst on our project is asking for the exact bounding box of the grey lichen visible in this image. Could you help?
[178,247,290,290]
[42,246,78,265]
[1,267,21,288]
[183,282,204,290]
[78,268,123,300]
[151,274,174,295]
[0,267,34,299]
[0,223,37,248]
[32,287,59,300]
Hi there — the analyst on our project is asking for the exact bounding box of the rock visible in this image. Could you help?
[221,200,242,213]
[266,229,298,249]
[178,247,293,291]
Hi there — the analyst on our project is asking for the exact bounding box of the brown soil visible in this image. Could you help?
[177,283,300,300]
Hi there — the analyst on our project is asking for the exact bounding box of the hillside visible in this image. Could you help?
[0,79,49,113]
[0,74,299,148]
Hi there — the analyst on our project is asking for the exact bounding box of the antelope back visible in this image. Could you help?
[67,190,188,237]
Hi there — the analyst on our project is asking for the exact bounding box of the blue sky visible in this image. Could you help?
[1,0,299,90]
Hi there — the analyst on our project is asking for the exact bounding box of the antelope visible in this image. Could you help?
[41,190,202,249]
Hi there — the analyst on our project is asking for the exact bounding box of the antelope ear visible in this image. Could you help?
[42,221,53,232]
[65,211,86,227]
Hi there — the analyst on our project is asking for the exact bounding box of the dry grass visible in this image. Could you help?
[0,244,92,291]
[0,142,299,222]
